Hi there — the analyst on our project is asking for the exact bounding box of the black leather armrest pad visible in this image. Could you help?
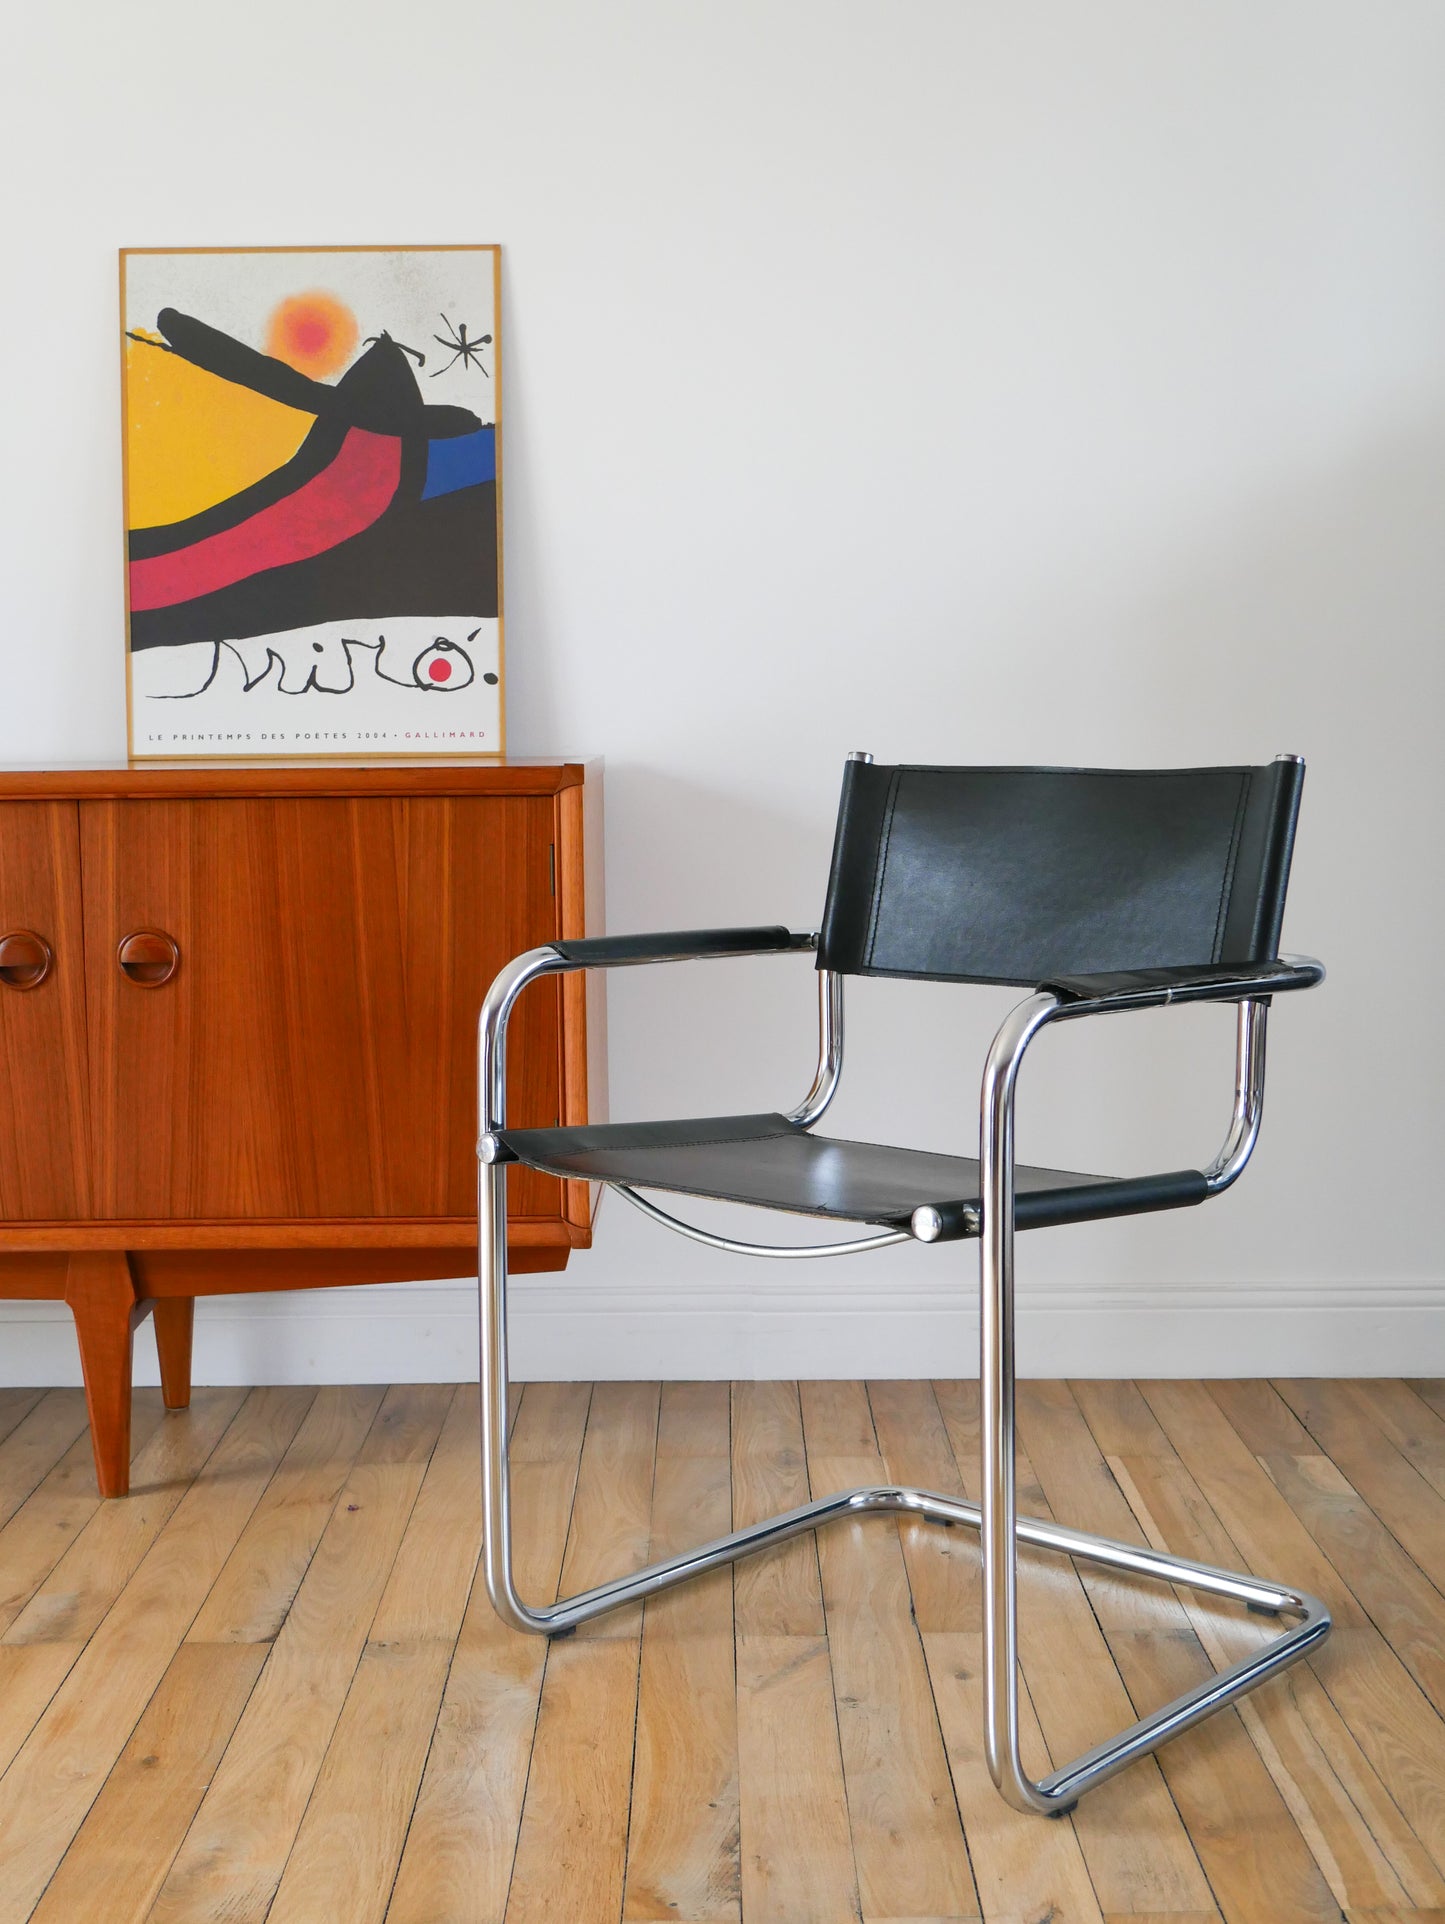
[551,927,812,967]
[1042,956,1324,1007]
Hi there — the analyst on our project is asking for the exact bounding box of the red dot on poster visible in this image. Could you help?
[428,659,452,682]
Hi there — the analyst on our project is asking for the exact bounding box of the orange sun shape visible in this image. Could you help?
[265,291,359,379]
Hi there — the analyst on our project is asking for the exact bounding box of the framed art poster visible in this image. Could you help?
[120,244,503,760]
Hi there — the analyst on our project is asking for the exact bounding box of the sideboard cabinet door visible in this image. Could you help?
[81,797,564,1222]
[0,803,92,1219]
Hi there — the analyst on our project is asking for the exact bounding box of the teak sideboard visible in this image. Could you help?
[0,758,603,1494]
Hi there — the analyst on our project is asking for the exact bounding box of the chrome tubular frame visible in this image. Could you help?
[477,952,1329,1813]
[787,968,845,1127]
[973,988,1327,1812]
[609,1177,909,1257]
[1205,996,1269,1193]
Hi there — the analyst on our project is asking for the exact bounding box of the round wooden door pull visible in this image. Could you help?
[117,929,180,987]
[0,930,53,990]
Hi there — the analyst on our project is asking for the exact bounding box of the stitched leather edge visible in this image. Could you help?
[1211,769,1252,961]
[502,1117,801,1155]
[863,768,901,970]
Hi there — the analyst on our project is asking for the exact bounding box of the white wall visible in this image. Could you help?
[2,1,1442,1382]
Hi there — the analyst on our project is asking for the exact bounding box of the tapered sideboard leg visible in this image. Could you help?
[153,1298,195,1410]
[64,1251,141,1498]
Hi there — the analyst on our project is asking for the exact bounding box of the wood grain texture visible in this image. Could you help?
[0,1221,575,1254]
[146,1383,450,1924]
[0,759,587,800]
[557,770,604,1238]
[267,1385,481,1924]
[0,1378,1442,1924]
[186,1384,385,1644]
[0,1390,92,1531]
[0,802,91,1220]
[26,1642,267,1924]
[152,1296,193,1408]
[80,795,562,1222]
[866,1379,980,1635]
[1406,1380,1445,1424]
[504,1382,661,1922]
[0,1394,168,1640]
[1268,1378,1445,1597]
[0,1389,45,1445]
[737,1632,861,1924]
[801,1379,978,1923]
[554,1378,661,1643]
[505,1635,644,1924]
[928,1379,1215,1920]
[1026,1380,1346,1924]
[732,1383,856,1924]
[386,1381,588,1924]
[0,1386,298,1924]
[1101,1915,1222,1924]
[0,761,597,1505]
[1344,1910,1445,1924]
[1109,1447,1445,1912]
[0,1643,87,1781]
[1337,1379,1445,1501]
[731,1379,824,1639]
[1134,1377,1445,1872]
[624,1382,740,1924]
[0,1255,70,1295]
[5,1387,253,1646]
[63,1251,142,1496]
[925,1628,1105,1924]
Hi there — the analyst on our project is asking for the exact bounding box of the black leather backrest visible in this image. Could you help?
[816,759,1304,985]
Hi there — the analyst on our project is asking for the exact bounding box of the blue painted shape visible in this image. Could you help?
[422,427,496,500]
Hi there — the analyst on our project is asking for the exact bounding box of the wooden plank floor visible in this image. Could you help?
[1,1381,1444,1924]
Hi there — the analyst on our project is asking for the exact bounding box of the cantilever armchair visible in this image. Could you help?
[475,754,1329,1816]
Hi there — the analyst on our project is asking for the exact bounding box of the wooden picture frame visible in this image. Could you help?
[120,244,504,762]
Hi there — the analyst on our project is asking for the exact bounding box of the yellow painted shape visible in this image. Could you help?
[124,337,316,531]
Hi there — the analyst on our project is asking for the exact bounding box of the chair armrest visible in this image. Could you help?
[1039,955,1324,1010]
[479,927,820,1140]
[549,927,816,968]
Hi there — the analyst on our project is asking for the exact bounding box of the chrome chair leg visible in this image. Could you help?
[476,1157,1330,1814]
[973,994,1331,1811]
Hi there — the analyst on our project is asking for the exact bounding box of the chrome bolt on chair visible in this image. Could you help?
[476,754,1328,1816]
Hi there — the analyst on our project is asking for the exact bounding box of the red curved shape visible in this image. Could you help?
[128,428,403,612]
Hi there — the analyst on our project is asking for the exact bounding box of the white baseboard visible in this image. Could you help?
[1,1275,1441,1384]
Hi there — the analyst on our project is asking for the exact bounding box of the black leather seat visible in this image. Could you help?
[500,1110,1208,1235]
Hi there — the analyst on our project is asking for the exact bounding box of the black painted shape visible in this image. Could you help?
[129,482,498,649]
[154,311,482,439]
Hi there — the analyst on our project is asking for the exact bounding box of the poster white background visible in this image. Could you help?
[124,249,498,395]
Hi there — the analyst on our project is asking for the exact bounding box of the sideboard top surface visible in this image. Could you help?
[0,756,597,800]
